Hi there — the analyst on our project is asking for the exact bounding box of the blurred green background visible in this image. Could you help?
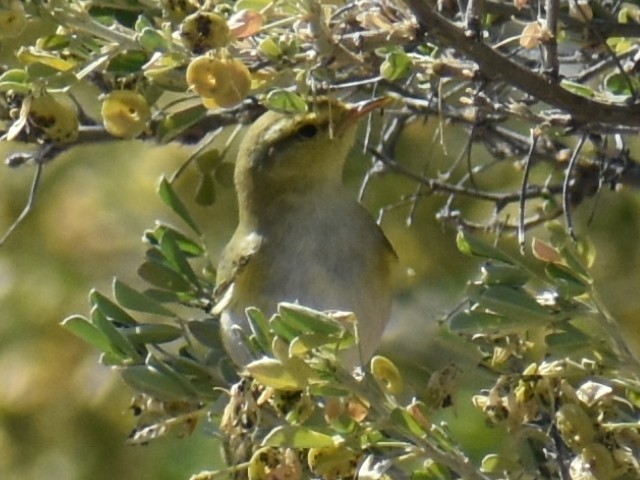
[2,124,640,479]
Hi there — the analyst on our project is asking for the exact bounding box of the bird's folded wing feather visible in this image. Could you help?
[211,232,263,315]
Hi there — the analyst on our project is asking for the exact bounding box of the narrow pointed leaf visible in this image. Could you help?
[158,176,201,234]
[61,315,115,354]
[113,278,175,316]
[90,289,137,327]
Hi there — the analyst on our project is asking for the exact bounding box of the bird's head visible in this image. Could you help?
[234,97,387,212]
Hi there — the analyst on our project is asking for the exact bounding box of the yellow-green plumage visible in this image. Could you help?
[215,99,397,367]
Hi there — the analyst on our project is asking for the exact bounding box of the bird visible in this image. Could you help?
[214,97,397,368]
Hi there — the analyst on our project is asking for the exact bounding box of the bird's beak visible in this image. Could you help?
[330,97,390,138]
[346,97,391,123]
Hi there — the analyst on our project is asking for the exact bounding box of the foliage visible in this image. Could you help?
[3,0,640,479]
[62,192,640,478]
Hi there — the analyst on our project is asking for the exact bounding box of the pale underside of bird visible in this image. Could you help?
[213,99,397,368]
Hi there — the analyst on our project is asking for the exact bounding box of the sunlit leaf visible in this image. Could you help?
[380,50,412,81]
[246,357,317,390]
[278,303,345,336]
[456,231,514,264]
[263,426,335,448]
[468,285,553,323]
[61,314,115,354]
[17,46,76,71]
[264,90,307,113]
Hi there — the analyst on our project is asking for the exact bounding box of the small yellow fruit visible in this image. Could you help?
[180,11,230,53]
[308,445,360,479]
[186,56,250,108]
[370,355,404,395]
[248,446,302,480]
[0,0,27,39]
[101,90,151,139]
[28,93,79,144]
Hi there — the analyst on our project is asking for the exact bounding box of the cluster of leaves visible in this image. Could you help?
[5,1,640,245]
[61,170,640,480]
[453,229,640,479]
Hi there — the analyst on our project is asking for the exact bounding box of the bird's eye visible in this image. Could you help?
[296,123,319,138]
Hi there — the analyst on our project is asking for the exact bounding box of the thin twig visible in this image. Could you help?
[0,161,44,247]
[562,133,587,241]
[519,130,540,253]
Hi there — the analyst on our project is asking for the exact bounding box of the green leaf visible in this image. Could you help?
[121,365,194,400]
[145,355,199,396]
[61,315,114,354]
[545,263,588,297]
[480,454,521,474]
[264,90,308,113]
[147,224,205,257]
[278,303,345,336]
[289,332,355,356]
[246,357,315,390]
[113,278,175,316]
[560,79,595,98]
[468,285,553,323]
[269,314,299,342]
[91,307,140,360]
[188,320,223,349]
[137,260,193,292]
[122,324,183,344]
[258,37,282,60]
[158,176,201,235]
[89,289,138,327]
[604,72,640,97]
[235,0,273,10]
[449,310,542,332]
[157,104,207,143]
[481,263,530,287]
[159,230,200,287]
[263,426,335,448]
[0,69,28,84]
[390,408,427,438]
[139,27,168,52]
[380,50,412,81]
[107,51,148,74]
[246,307,273,354]
[456,231,514,264]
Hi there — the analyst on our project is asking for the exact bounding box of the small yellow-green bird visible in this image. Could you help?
[214,97,397,367]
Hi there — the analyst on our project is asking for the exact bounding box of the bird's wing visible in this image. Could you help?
[212,232,263,315]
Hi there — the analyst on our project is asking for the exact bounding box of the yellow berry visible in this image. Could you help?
[186,56,250,108]
[370,355,404,395]
[101,90,151,139]
[28,93,79,144]
[180,11,230,53]
[248,446,302,480]
[0,0,27,39]
[308,445,360,479]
